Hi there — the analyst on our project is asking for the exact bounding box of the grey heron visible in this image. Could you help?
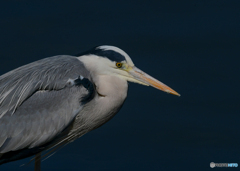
[0,45,180,170]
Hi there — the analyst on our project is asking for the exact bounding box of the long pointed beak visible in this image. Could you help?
[129,67,180,96]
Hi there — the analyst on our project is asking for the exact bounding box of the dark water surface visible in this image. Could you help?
[0,1,239,170]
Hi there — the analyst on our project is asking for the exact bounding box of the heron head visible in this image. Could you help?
[77,45,180,96]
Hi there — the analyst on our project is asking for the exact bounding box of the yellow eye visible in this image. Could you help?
[116,62,122,68]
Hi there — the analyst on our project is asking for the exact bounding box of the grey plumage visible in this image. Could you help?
[0,56,89,118]
[0,55,95,164]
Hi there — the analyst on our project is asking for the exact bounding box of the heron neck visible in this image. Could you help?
[94,75,128,99]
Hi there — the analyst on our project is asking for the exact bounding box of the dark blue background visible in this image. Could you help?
[0,1,239,170]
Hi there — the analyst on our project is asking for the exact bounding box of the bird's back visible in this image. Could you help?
[0,55,94,164]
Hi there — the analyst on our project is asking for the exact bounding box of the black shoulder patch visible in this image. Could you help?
[74,76,95,104]
[75,47,126,62]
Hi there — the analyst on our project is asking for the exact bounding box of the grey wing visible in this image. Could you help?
[0,55,94,154]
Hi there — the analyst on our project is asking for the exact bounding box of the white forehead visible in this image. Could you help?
[97,45,134,66]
